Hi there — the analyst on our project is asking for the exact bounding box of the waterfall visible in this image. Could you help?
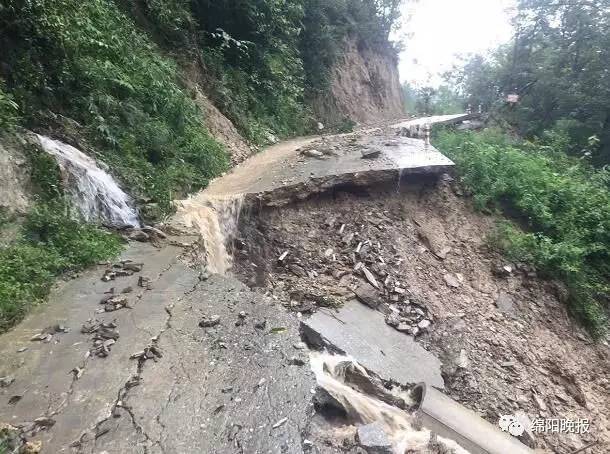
[37,135,139,227]
[176,194,244,275]
[310,353,470,454]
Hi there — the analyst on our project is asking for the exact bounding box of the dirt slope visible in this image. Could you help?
[311,37,405,126]
[233,176,610,454]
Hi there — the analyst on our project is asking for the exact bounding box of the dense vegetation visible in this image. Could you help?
[406,0,610,334]
[435,129,609,335]
[0,146,122,331]
[449,0,610,166]
[402,83,464,116]
[0,0,228,213]
[0,201,122,331]
[134,0,402,140]
[0,0,402,207]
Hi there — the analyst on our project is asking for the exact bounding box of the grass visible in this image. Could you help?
[1,0,229,215]
[0,201,123,332]
[434,128,609,336]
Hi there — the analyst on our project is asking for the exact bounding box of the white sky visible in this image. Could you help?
[395,0,516,87]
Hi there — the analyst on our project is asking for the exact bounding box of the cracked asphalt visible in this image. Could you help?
[0,238,315,453]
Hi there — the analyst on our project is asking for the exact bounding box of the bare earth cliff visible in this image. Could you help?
[312,37,405,126]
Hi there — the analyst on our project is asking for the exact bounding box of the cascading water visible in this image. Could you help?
[176,194,244,275]
[37,135,139,227]
[310,352,470,454]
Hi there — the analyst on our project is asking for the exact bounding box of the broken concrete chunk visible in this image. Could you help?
[361,148,381,159]
[493,263,514,277]
[417,319,431,330]
[301,149,325,159]
[354,283,380,309]
[138,276,151,288]
[384,313,400,328]
[272,417,288,429]
[0,376,15,387]
[361,266,379,289]
[128,230,149,242]
[443,273,460,288]
[288,356,306,366]
[122,262,143,272]
[356,422,393,454]
[30,333,52,342]
[293,341,307,350]
[141,225,167,239]
[289,264,307,278]
[199,315,221,328]
[496,291,516,317]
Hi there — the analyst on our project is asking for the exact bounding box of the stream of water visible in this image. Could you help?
[176,194,244,274]
[37,135,139,227]
[310,352,470,454]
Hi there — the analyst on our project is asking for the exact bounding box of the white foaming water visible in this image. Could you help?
[37,135,139,227]
[310,353,470,454]
[177,194,244,274]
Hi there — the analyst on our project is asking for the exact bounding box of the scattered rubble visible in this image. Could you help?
[81,320,120,358]
[0,376,14,387]
[199,314,221,328]
[101,260,144,282]
[233,181,609,453]
[30,324,70,342]
[99,294,130,312]
[128,229,150,242]
[130,342,163,363]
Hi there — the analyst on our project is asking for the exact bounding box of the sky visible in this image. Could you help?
[395,0,516,87]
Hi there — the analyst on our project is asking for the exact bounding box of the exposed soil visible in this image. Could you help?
[233,174,610,454]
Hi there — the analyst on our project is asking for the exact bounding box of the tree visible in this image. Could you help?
[451,0,610,164]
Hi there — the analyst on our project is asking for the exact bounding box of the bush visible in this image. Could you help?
[0,81,18,129]
[435,129,609,335]
[0,201,123,332]
[0,0,228,214]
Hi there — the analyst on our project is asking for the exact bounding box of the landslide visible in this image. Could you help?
[232,176,610,454]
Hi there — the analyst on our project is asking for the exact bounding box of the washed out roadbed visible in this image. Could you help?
[233,176,610,454]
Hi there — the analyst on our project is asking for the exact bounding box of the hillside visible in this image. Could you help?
[0,0,405,331]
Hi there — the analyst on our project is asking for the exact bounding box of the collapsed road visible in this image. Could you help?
[1,116,608,454]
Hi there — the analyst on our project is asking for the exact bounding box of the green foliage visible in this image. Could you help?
[300,0,402,94]
[132,0,404,142]
[27,145,63,201]
[448,0,610,165]
[0,80,19,129]
[190,0,310,142]
[402,83,464,115]
[0,200,123,332]
[0,0,228,214]
[435,129,609,335]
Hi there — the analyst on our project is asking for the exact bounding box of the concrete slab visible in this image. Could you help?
[0,246,315,453]
[177,130,453,210]
[90,274,315,454]
[0,239,197,453]
[300,301,444,389]
[389,114,472,131]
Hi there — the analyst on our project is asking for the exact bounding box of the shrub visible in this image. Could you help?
[0,81,18,129]
[0,201,123,332]
[0,0,228,214]
[435,129,609,335]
